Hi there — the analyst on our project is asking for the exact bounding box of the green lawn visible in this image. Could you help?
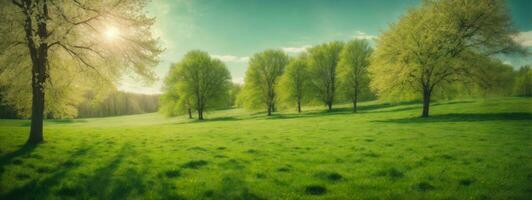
[0,97,531,199]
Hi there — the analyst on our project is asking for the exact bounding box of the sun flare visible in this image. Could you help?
[104,26,119,40]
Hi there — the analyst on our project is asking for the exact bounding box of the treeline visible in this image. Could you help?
[161,0,530,120]
[0,90,159,119]
[77,91,159,118]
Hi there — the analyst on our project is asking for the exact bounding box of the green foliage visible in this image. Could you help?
[240,49,288,114]
[464,55,515,97]
[277,54,311,112]
[0,97,530,199]
[337,39,373,107]
[228,83,242,108]
[0,0,161,118]
[77,91,159,118]
[307,41,344,110]
[512,66,532,97]
[161,50,232,119]
[369,0,523,116]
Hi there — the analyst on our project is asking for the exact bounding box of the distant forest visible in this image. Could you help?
[0,90,159,119]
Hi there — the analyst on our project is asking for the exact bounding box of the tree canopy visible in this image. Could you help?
[240,49,288,115]
[0,0,162,143]
[337,39,373,112]
[369,0,524,117]
[278,54,311,113]
[307,41,344,111]
[161,51,231,120]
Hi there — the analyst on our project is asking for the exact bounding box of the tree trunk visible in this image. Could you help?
[267,103,272,116]
[327,102,332,111]
[421,88,431,118]
[198,108,204,120]
[25,2,49,144]
[297,99,301,113]
[28,60,46,144]
[353,87,358,113]
[188,108,193,119]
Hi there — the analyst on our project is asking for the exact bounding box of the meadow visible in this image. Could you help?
[0,97,530,199]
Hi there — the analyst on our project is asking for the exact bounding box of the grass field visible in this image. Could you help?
[0,97,531,199]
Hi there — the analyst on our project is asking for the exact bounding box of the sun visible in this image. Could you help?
[104,26,120,40]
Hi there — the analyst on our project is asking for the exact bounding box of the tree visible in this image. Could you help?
[278,54,310,113]
[228,83,242,108]
[77,90,159,118]
[369,0,524,117]
[513,66,532,97]
[0,0,161,144]
[466,54,515,97]
[307,41,344,111]
[338,39,372,112]
[162,50,231,120]
[241,50,288,115]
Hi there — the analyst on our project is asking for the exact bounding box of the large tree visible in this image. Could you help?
[241,49,288,115]
[278,54,310,113]
[162,50,231,120]
[369,0,524,117]
[0,0,161,143]
[338,39,372,112]
[307,41,344,111]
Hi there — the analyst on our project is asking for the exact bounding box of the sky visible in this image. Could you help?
[119,0,532,94]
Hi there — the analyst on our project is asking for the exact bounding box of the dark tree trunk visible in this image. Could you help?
[421,87,431,118]
[198,108,204,120]
[29,58,46,144]
[267,103,272,116]
[24,1,49,144]
[188,108,193,119]
[297,99,301,113]
[327,102,332,111]
[353,87,358,113]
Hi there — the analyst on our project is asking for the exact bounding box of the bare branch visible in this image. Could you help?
[56,42,101,76]
[11,0,23,8]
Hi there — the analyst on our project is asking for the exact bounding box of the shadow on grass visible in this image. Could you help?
[262,101,423,120]
[176,100,475,123]
[175,116,241,124]
[375,112,532,123]
[48,119,88,124]
[20,119,88,127]
[1,142,152,199]
[0,143,38,176]
[1,143,96,199]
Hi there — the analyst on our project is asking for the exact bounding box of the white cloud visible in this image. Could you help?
[513,31,532,47]
[503,60,512,66]
[353,31,377,40]
[282,45,312,53]
[211,55,249,63]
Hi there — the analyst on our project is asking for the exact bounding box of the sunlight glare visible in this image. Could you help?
[104,26,120,41]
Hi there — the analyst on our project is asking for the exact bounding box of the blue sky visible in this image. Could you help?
[119,0,532,94]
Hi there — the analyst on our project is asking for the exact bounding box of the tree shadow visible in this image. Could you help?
[357,100,421,112]
[1,143,145,199]
[82,143,145,199]
[431,100,474,106]
[175,116,242,124]
[375,112,532,123]
[0,143,38,176]
[1,144,96,199]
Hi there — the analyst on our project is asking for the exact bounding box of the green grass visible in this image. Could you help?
[0,97,531,199]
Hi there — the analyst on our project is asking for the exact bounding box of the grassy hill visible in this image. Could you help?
[0,97,530,199]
